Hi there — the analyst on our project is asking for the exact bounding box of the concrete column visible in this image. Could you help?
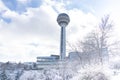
[60,26,66,60]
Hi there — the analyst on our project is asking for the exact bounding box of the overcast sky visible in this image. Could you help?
[0,0,120,62]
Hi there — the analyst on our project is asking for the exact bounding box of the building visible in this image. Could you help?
[36,13,70,69]
[36,55,59,69]
[57,13,70,60]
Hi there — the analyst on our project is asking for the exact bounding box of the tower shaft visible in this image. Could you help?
[60,26,66,60]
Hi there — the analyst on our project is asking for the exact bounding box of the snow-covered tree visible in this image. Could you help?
[0,70,8,80]
[71,15,113,65]
[15,70,24,80]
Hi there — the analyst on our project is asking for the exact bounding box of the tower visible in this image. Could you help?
[57,13,70,60]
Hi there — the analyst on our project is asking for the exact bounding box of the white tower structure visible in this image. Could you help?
[57,13,70,60]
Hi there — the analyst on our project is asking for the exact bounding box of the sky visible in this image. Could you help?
[0,0,120,62]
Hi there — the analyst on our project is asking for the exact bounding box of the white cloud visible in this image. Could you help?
[0,0,60,62]
[2,0,120,62]
[67,9,98,42]
[0,0,98,62]
[0,1,8,10]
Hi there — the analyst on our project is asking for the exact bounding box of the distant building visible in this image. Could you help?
[36,49,109,69]
[23,62,36,70]
[36,55,59,69]
[68,52,81,60]
[68,47,109,65]
[37,55,59,62]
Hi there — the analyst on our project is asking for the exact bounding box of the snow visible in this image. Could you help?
[111,73,120,80]
[1,59,120,80]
